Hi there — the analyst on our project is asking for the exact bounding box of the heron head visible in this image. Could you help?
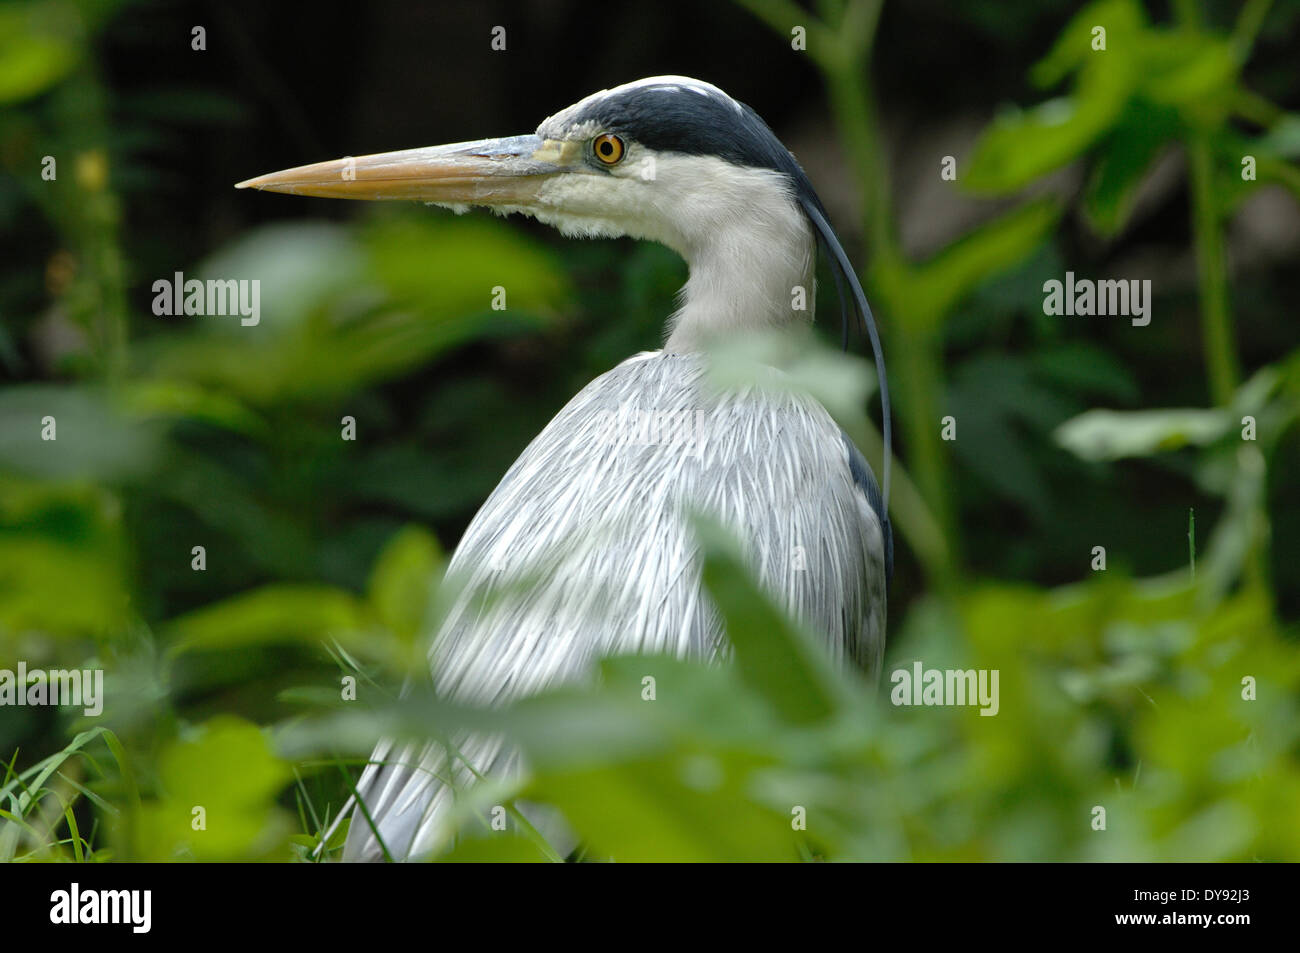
[238,76,891,502]
[238,77,825,259]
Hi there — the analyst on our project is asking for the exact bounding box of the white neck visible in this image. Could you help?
[528,152,818,351]
[651,157,816,352]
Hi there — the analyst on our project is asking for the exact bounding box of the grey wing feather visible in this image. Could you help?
[337,350,887,860]
[841,429,893,585]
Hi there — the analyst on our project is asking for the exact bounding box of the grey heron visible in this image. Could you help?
[237,75,893,862]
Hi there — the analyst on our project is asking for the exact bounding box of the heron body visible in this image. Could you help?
[237,76,893,861]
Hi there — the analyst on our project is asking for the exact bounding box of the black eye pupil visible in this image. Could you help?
[600,142,612,155]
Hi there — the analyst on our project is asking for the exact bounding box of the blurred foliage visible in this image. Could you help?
[1,0,1298,862]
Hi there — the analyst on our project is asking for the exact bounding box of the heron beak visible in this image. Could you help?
[235,134,575,206]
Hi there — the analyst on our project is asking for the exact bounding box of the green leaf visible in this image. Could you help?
[1030,0,1147,89]
[438,833,553,862]
[362,215,568,320]
[967,0,1146,194]
[0,727,112,816]
[0,8,79,105]
[1054,407,1233,461]
[694,516,845,724]
[965,83,1131,194]
[904,199,1061,330]
[0,480,130,639]
[1137,33,1238,109]
[128,716,293,861]
[194,222,367,331]
[0,386,161,483]
[142,217,571,405]
[366,525,443,645]
[701,326,877,430]
[168,584,370,653]
[528,750,800,862]
[948,355,1063,520]
[118,380,267,437]
[507,659,830,861]
[1029,342,1139,402]
[1254,114,1300,159]
[1083,100,1179,236]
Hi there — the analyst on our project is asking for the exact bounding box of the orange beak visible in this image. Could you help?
[236,134,568,205]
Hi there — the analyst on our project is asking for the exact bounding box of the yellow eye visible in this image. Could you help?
[592,133,625,165]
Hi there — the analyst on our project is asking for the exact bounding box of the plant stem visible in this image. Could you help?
[820,6,960,586]
[1232,0,1274,62]
[1231,87,1282,127]
[891,321,959,587]
[1187,132,1239,407]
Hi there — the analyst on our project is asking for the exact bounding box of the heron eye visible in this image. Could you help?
[592,134,625,165]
